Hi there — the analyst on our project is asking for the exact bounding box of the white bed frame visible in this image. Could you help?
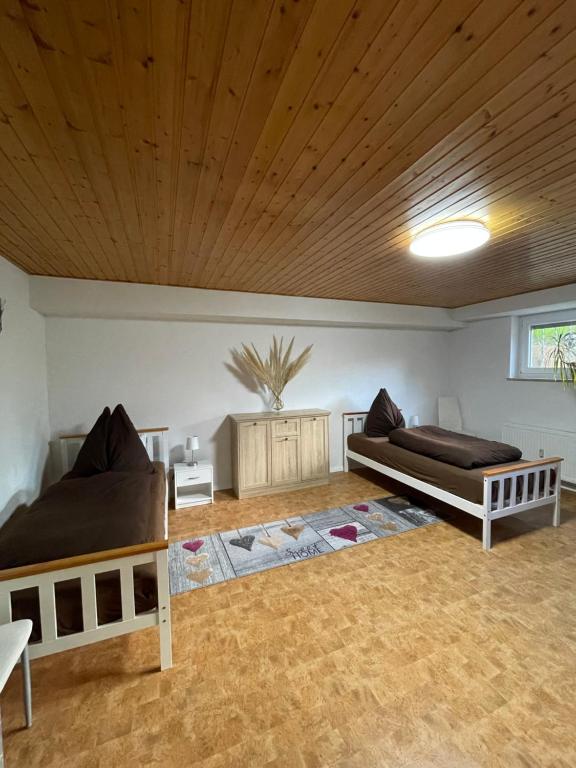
[343,413,562,551]
[0,427,172,670]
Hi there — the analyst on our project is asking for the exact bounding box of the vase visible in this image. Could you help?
[271,393,284,411]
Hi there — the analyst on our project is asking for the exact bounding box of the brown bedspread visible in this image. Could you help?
[0,462,166,638]
[388,426,522,469]
[347,433,521,504]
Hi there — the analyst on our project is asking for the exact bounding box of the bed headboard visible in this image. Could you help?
[342,412,368,469]
[59,427,169,476]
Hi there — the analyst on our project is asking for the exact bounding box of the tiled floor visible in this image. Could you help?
[2,468,576,767]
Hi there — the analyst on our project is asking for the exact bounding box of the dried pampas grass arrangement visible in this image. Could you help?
[233,336,313,410]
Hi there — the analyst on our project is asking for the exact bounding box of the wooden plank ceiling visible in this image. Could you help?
[1,0,576,308]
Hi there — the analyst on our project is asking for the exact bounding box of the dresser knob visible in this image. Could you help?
[253,422,257,426]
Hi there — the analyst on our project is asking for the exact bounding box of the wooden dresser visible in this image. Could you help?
[230,409,330,499]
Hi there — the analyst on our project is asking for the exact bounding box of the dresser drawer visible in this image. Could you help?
[175,466,212,485]
[271,418,300,437]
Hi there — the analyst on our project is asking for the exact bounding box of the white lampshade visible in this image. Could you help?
[410,220,490,258]
[187,435,199,451]
[410,415,420,427]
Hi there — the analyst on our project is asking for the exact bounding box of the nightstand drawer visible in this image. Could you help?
[271,418,300,437]
[175,466,212,485]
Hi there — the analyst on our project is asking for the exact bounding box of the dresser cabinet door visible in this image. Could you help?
[300,416,329,480]
[239,421,271,491]
[271,436,301,485]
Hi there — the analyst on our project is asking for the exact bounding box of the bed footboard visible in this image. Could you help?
[0,541,172,671]
[481,457,562,550]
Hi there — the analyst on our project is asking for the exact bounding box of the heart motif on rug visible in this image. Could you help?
[258,534,282,550]
[183,539,204,554]
[229,535,255,552]
[281,525,305,540]
[380,521,397,531]
[353,504,369,512]
[329,524,358,542]
[186,567,213,584]
[367,512,384,522]
[185,553,209,566]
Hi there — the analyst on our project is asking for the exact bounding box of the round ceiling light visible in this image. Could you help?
[409,220,490,258]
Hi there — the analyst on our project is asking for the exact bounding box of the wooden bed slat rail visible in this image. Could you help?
[0,591,12,624]
[39,583,57,643]
[0,540,168,583]
[509,476,517,509]
[497,479,505,510]
[81,575,98,632]
[120,566,136,621]
[521,473,529,504]
[482,457,563,476]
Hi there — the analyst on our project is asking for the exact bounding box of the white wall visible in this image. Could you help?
[45,318,451,489]
[0,257,50,524]
[449,316,575,439]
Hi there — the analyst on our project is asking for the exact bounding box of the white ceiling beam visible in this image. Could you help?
[29,276,462,331]
[451,283,576,321]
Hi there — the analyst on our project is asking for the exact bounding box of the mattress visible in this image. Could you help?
[0,462,166,639]
[347,432,522,504]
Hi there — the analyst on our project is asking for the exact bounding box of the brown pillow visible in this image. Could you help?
[365,389,405,437]
[108,404,153,473]
[64,407,111,478]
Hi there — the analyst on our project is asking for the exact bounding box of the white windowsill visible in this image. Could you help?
[507,377,567,383]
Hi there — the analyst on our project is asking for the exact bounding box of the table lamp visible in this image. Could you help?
[185,435,200,466]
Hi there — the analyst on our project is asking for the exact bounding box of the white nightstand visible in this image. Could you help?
[173,461,213,508]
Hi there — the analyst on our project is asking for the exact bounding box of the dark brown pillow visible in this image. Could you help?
[108,404,153,473]
[64,407,111,478]
[365,389,405,437]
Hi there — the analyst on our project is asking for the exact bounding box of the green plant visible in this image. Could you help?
[233,336,313,410]
[549,330,576,386]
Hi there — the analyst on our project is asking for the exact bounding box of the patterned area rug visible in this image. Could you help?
[168,496,440,595]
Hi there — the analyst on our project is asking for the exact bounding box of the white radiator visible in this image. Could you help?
[502,423,576,484]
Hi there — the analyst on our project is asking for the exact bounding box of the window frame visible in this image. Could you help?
[517,310,576,380]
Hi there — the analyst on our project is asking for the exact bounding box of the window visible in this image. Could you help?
[529,323,576,368]
[517,310,576,380]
